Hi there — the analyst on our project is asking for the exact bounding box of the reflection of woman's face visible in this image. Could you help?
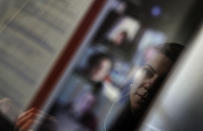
[113,32,127,46]
[130,49,172,110]
[90,59,112,82]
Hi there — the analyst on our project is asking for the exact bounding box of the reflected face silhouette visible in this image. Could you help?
[130,49,172,110]
[89,58,112,82]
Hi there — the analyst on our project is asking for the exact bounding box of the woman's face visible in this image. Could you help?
[130,49,172,110]
[90,58,112,82]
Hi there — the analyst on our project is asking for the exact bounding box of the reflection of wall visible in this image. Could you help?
[143,0,194,43]
[126,0,197,44]
[173,0,203,44]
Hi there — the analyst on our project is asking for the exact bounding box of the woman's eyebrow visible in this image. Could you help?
[146,64,157,74]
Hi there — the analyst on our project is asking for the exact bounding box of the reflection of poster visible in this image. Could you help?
[0,0,93,116]
[107,17,140,45]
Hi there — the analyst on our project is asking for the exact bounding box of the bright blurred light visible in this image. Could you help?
[151,6,162,17]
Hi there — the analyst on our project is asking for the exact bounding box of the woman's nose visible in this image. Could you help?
[137,87,148,97]
[144,75,159,90]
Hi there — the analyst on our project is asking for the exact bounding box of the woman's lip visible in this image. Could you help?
[135,92,145,98]
[135,93,146,104]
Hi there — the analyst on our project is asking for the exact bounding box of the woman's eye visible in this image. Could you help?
[143,68,154,78]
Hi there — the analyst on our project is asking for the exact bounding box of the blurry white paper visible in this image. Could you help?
[0,0,93,120]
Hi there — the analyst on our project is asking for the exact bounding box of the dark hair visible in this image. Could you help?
[157,42,184,64]
[87,52,113,70]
